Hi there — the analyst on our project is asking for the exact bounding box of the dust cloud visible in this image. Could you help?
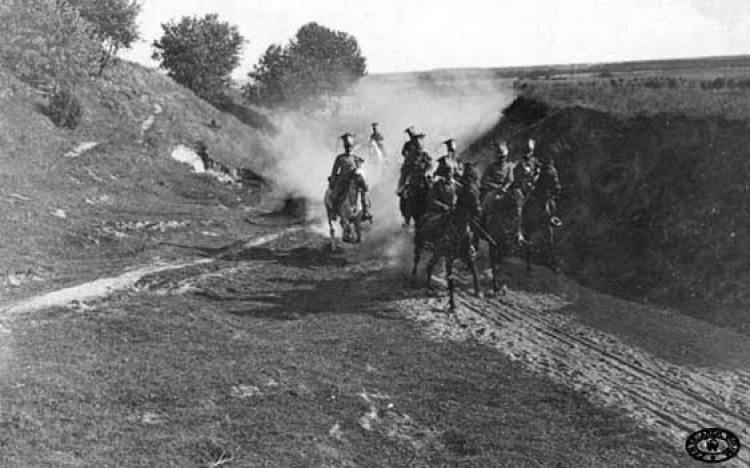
[262,72,513,260]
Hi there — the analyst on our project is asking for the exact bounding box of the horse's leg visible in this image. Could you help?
[328,216,336,251]
[426,251,439,293]
[495,241,508,296]
[548,225,560,274]
[446,256,456,312]
[490,244,500,293]
[354,217,362,244]
[340,216,349,244]
[526,239,532,276]
[412,232,422,277]
[465,254,480,297]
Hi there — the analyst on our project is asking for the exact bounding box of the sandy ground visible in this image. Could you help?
[402,291,750,467]
[2,223,748,466]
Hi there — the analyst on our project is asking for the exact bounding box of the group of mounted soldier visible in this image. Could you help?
[325,122,563,309]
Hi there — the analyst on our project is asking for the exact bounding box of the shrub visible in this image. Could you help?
[48,88,83,129]
[0,0,100,89]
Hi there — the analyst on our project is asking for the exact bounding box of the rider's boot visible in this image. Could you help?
[360,197,373,222]
[396,170,407,195]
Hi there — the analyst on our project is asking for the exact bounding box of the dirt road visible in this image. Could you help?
[403,286,750,467]
[2,224,748,466]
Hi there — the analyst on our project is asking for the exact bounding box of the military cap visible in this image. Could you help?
[443,138,456,152]
[340,132,354,144]
[405,126,415,136]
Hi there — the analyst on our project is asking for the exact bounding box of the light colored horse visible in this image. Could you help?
[366,141,386,184]
[324,171,369,250]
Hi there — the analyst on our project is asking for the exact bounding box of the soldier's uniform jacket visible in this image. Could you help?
[480,159,514,195]
[438,154,460,178]
[411,150,432,174]
[330,152,362,180]
[511,156,540,193]
[537,161,561,200]
[401,140,419,164]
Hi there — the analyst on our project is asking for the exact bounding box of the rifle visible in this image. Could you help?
[469,217,497,247]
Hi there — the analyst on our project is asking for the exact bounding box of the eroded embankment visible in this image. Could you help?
[465,97,750,328]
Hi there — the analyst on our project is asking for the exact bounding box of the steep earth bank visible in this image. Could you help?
[465,97,750,332]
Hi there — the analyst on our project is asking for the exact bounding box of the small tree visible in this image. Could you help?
[244,22,367,109]
[152,13,245,104]
[244,44,299,106]
[66,0,143,76]
[0,0,100,89]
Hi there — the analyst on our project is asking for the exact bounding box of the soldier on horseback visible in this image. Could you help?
[456,162,482,224]
[512,138,541,195]
[397,127,431,195]
[509,138,541,239]
[422,160,482,310]
[440,138,461,179]
[369,123,385,153]
[427,157,458,214]
[329,132,372,222]
[479,139,514,217]
[535,142,563,227]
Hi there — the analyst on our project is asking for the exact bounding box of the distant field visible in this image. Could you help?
[362,54,750,119]
[514,74,750,118]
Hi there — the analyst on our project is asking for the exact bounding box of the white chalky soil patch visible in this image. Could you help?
[64,142,99,158]
[171,145,206,173]
[2,228,304,315]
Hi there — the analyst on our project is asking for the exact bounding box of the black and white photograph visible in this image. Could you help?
[0,0,749,466]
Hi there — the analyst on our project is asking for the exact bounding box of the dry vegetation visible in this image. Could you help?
[515,74,750,118]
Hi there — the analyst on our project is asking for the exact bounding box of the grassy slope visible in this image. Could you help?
[0,61,274,300]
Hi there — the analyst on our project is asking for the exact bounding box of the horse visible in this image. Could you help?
[478,185,533,294]
[419,183,481,312]
[398,171,431,228]
[367,140,385,181]
[324,171,369,250]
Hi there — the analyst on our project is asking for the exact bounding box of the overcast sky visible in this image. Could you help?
[122,0,750,79]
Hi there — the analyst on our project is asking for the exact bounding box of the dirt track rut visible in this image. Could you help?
[402,288,750,467]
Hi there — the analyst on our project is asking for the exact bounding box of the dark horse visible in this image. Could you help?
[399,172,431,228]
[479,188,527,293]
[414,178,481,312]
[479,181,561,293]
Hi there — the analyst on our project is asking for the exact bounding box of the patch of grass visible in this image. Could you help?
[0,237,694,467]
[0,59,277,300]
[516,76,750,118]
